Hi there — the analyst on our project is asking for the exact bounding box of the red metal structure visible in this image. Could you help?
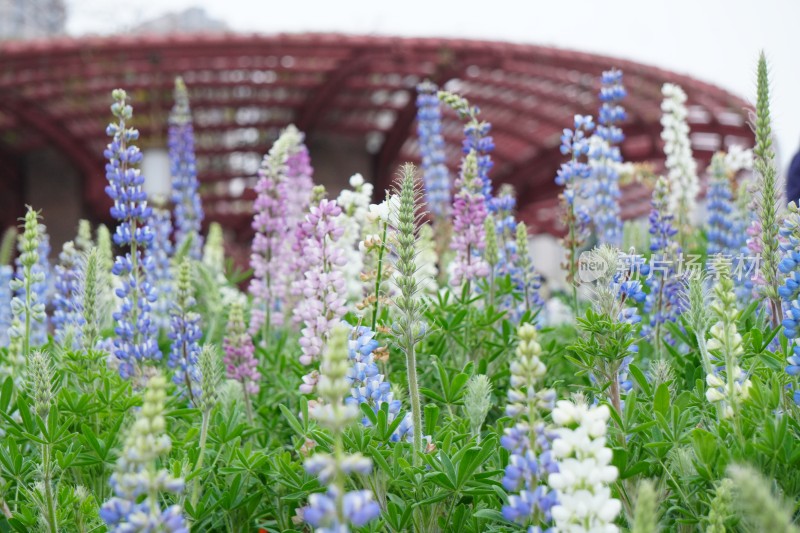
[0,33,755,236]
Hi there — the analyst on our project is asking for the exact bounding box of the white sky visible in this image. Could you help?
[66,0,800,169]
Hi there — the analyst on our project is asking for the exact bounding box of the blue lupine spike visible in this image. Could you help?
[415,81,451,218]
[104,89,162,381]
[169,78,204,260]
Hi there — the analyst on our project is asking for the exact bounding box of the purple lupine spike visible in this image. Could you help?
[292,198,347,374]
[223,302,260,396]
[248,125,306,338]
[104,89,161,380]
[450,150,490,287]
[169,77,204,260]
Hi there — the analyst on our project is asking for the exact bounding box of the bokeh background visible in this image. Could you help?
[1,0,796,285]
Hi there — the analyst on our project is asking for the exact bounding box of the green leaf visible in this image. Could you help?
[653,383,670,418]
[278,404,304,437]
[629,365,652,396]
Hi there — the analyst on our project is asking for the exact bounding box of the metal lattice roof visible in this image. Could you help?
[0,32,755,235]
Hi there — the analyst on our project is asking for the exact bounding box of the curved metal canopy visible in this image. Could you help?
[0,33,755,234]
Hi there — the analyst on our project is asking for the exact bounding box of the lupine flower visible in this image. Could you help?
[548,400,621,533]
[169,77,204,260]
[705,256,752,417]
[515,222,544,315]
[661,83,698,243]
[249,125,305,336]
[336,174,374,302]
[450,150,490,286]
[464,374,493,440]
[145,207,173,331]
[104,89,161,380]
[95,223,116,329]
[416,81,451,217]
[389,166,429,459]
[100,374,188,533]
[53,241,84,349]
[501,324,559,529]
[303,325,381,533]
[9,208,47,365]
[284,135,315,224]
[14,220,50,348]
[80,248,101,350]
[778,202,800,404]
[292,196,347,373]
[707,147,754,261]
[589,69,627,247]
[197,344,222,414]
[223,302,260,420]
[0,265,13,348]
[644,176,686,351]
[556,115,594,294]
[168,258,202,404]
[439,91,494,200]
[706,153,738,257]
[75,219,94,254]
[340,324,417,444]
[753,53,784,329]
[202,222,225,279]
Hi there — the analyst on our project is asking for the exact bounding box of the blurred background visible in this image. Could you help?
[0,0,795,282]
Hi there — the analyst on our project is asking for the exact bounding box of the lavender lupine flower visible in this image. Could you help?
[778,202,800,405]
[167,258,202,405]
[292,197,347,374]
[104,89,161,380]
[589,69,626,247]
[169,77,204,260]
[501,324,559,530]
[145,207,173,331]
[53,241,84,349]
[284,136,315,223]
[0,265,13,348]
[416,81,451,217]
[249,125,303,337]
[450,150,490,286]
[661,83,698,245]
[223,302,260,420]
[556,115,594,298]
[303,326,381,533]
[548,400,621,533]
[100,374,188,533]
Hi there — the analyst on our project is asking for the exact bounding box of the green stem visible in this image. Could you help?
[405,333,423,465]
[242,382,254,425]
[191,410,211,506]
[333,429,347,525]
[42,434,57,533]
[371,222,388,332]
[695,330,713,376]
